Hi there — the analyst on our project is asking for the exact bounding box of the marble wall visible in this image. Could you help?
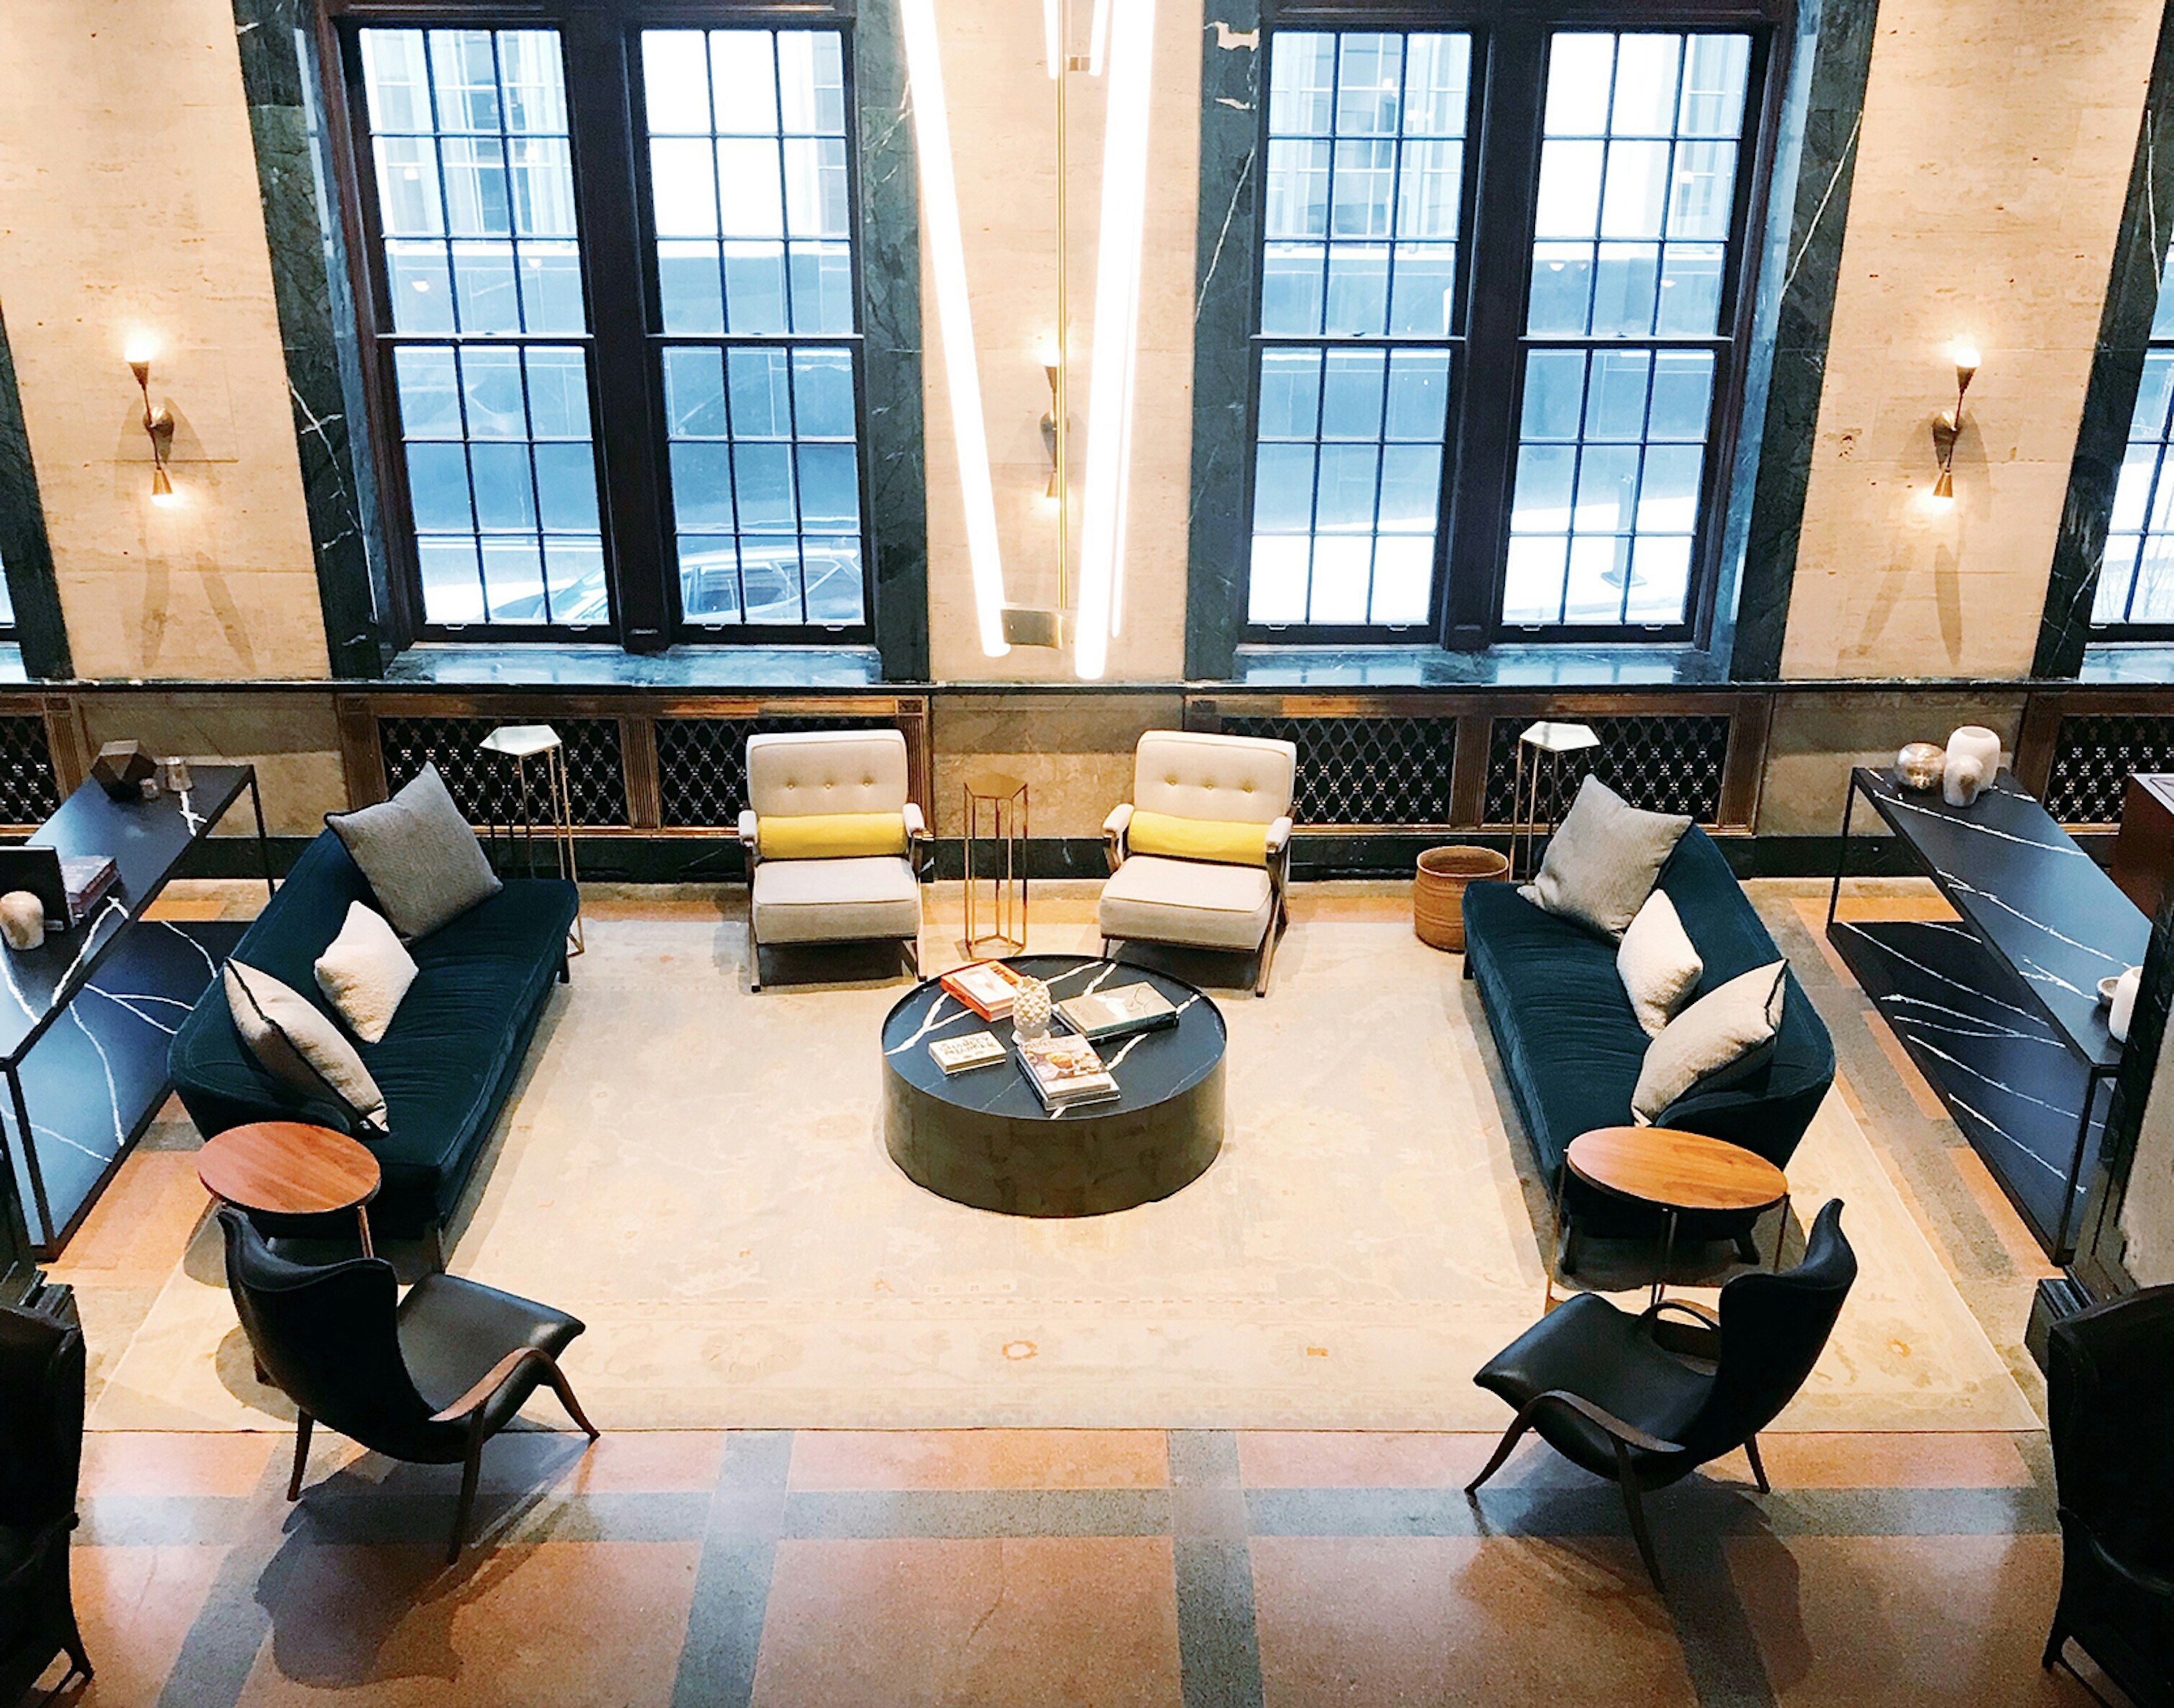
[917,0,1198,684]
[0,0,329,681]
[1779,0,2162,679]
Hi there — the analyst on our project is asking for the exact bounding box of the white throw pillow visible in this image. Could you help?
[1519,776,1691,941]
[225,962,388,1132]
[1617,890,1704,1039]
[1632,961,1787,1125]
[314,902,418,1045]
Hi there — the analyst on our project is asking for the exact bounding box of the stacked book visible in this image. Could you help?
[939,960,1026,1020]
[1055,981,1178,1042]
[1014,1033,1119,1111]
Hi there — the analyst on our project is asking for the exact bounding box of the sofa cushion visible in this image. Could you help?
[326,764,502,940]
[1618,889,1704,1039]
[1633,961,1786,1124]
[1100,854,1274,952]
[751,854,919,944]
[225,962,387,1132]
[314,901,417,1044]
[1520,776,1689,941]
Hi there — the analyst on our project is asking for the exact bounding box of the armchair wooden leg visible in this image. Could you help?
[1465,1411,1538,1496]
[1254,917,1282,998]
[288,1412,313,1502]
[540,1359,601,1441]
[1615,1441,1664,1592]
[1743,1433,1770,1495]
[450,1419,486,1563]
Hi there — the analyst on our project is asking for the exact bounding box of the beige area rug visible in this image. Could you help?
[93,906,2034,1433]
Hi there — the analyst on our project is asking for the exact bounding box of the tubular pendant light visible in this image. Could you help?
[1044,0,1064,76]
[1088,0,1113,76]
[1073,0,1154,679]
[901,0,1011,654]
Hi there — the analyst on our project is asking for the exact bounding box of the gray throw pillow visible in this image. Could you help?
[225,962,388,1132]
[1520,776,1690,941]
[1632,961,1787,1125]
[326,763,500,940]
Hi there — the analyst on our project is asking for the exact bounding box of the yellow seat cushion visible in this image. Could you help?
[758,811,909,861]
[1126,809,1270,867]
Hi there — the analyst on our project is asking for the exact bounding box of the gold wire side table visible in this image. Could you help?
[480,723,584,956]
[1509,720,1600,882]
[962,772,1028,956]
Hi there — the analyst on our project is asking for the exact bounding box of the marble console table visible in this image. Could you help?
[0,766,266,1257]
[1827,767,2148,1260]
[880,954,1225,1218]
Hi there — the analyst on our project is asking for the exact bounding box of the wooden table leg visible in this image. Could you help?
[357,1204,373,1258]
[1772,1193,1789,1273]
[1653,1208,1679,1311]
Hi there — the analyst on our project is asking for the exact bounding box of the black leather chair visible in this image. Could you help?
[0,1289,91,1700]
[2042,1284,2174,1707]
[217,1208,598,1562]
[1467,1198,1856,1589]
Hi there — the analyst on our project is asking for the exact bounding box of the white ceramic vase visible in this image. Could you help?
[0,891,44,952]
[2112,965,2144,1044]
[1012,977,1052,1042]
[1943,726,2002,806]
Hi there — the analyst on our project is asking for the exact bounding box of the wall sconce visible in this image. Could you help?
[127,343,178,506]
[1928,341,1979,509]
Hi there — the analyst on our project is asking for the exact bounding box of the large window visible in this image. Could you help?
[2094,239,2174,632]
[338,8,871,648]
[1242,12,1771,647]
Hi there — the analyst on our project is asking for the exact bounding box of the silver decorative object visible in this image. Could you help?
[1011,975,1052,1042]
[1894,742,1945,791]
[160,756,191,793]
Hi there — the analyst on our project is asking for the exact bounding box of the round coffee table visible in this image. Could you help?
[198,1121,382,1255]
[881,954,1226,1217]
[1559,1126,1790,1308]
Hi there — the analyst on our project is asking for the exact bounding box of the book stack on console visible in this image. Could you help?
[1014,1033,1119,1111]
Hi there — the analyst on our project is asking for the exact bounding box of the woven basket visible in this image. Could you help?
[1413,845,1510,953]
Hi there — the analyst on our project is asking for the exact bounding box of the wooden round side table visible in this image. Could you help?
[1555,1125,1790,1309]
[197,1121,382,1256]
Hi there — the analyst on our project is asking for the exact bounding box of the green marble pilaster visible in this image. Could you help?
[0,301,70,680]
[1183,1,1263,682]
[856,0,932,684]
[1728,0,1882,682]
[232,0,388,679]
[2033,0,2174,678]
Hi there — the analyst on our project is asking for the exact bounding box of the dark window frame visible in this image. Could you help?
[2086,233,2174,640]
[318,0,875,652]
[1238,0,1789,652]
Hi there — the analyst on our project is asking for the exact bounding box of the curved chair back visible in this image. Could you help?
[2047,1283,2174,1568]
[1681,1199,1856,1461]
[0,1302,84,1533]
[217,1208,459,1464]
[1133,731,1295,827]
[747,729,908,823]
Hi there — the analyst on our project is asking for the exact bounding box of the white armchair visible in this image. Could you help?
[1098,730,1298,997]
[736,729,928,990]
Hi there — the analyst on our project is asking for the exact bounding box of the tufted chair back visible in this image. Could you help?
[1132,732,1295,827]
[747,729,909,821]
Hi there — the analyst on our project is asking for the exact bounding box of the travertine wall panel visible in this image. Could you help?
[1779,1,2160,679]
[0,0,329,680]
[1758,691,2028,837]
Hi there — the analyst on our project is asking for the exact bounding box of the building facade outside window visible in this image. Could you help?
[333,5,872,650]
[1239,6,1778,649]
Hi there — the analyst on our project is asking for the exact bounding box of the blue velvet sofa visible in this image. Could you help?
[170,829,576,1254]
[1462,825,1834,1251]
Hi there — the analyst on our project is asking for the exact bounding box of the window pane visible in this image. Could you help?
[362,27,602,628]
[1248,29,1469,631]
[643,28,868,633]
[1509,32,1746,630]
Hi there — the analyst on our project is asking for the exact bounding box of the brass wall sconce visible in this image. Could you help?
[127,345,178,506]
[1928,341,1979,507]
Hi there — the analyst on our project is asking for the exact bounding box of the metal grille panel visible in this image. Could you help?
[656,716,897,828]
[1219,716,1456,826]
[1483,714,1730,824]
[0,715,56,825]
[376,716,628,827]
[2046,714,2174,825]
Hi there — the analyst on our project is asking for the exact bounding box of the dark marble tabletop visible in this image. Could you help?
[881,954,1225,1122]
[0,765,252,1061]
[1851,767,2148,1070]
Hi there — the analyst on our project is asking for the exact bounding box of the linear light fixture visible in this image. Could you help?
[1044,0,1064,77]
[1073,0,1154,679]
[1088,0,1113,75]
[901,0,1010,656]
